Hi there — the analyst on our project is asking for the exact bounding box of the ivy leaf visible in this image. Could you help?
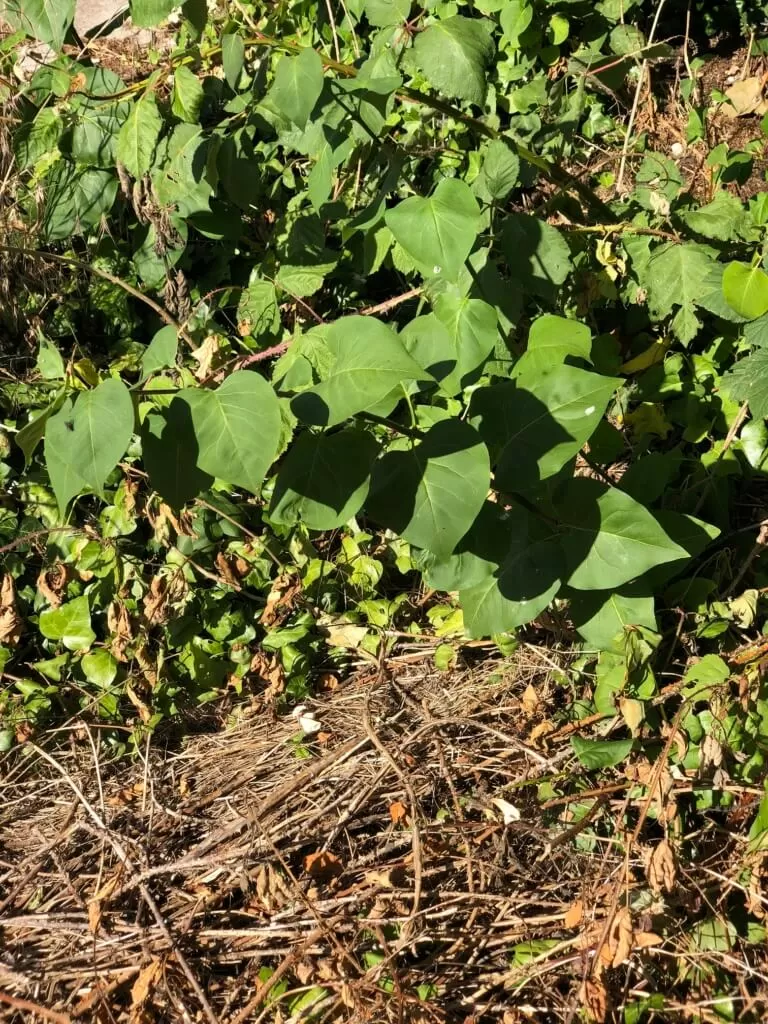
[291,316,429,427]
[141,398,214,509]
[130,0,176,26]
[180,371,282,494]
[117,93,163,178]
[500,214,572,300]
[171,65,204,123]
[267,48,324,128]
[571,736,633,769]
[722,350,768,419]
[44,379,134,513]
[3,0,75,48]
[558,478,688,591]
[222,31,245,91]
[366,420,490,558]
[39,596,95,651]
[722,261,768,320]
[385,179,482,281]
[470,366,619,492]
[82,649,118,688]
[270,428,380,529]
[645,242,713,343]
[413,15,494,106]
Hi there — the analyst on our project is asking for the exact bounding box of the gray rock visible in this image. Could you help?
[74,0,130,39]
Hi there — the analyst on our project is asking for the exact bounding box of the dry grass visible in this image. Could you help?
[2,649,768,1023]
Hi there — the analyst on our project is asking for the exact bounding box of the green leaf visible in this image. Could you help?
[41,164,117,242]
[432,295,497,395]
[3,0,75,48]
[500,214,572,299]
[420,500,510,591]
[722,350,768,419]
[681,190,747,241]
[558,479,689,591]
[44,379,135,513]
[570,586,657,648]
[222,31,245,91]
[141,325,178,380]
[634,152,682,211]
[723,261,768,320]
[180,371,281,495]
[385,179,481,282]
[470,366,619,492]
[291,316,429,427]
[610,23,644,54]
[117,93,163,178]
[682,654,730,701]
[500,1,533,46]
[82,649,118,688]
[130,0,175,26]
[69,67,130,168]
[37,334,64,380]
[39,596,95,651]
[461,532,562,637]
[237,275,280,339]
[16,400,62,467]
[645,242,713,343]
[267,48,324,128]
[571,735,633,769]
[512,314,592,377]
[270,428,380,529]
[365,0,410,25]
[367,420,490,558]
[171,65,204,123]
[15,107,62,169]
[413,16,494,106]
[473,139,520,202]
[141,397,214,509]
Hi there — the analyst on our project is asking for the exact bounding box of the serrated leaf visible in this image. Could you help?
[117,93,162,178]
[722,261,768,320]
[474,139,520,202]
[645,242,713,343]
[171,65,204,123]
[141,397,214,509]
[558,478,688,591]
[41,164,117,242]
[610,23,644,55]
[270,428,379,529]
[222,31,245,91]
[39,596,95,651]
[366,420,490,558]
[500,213,572,299]
[681,190,747,241]
[44,379,134,513]
[179,371,281,494]
[237,275,280,339]
[722,350,768,419]
[267,47,324,128]
[291,316,429,427]
[3,0,75,48]
[365,0,410,25]
[413,15,494,106]
[634,152,682,211]
[130,0,175,27]
[385,179,482,281]
[571,735,633,769]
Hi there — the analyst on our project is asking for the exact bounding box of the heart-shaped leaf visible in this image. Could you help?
[44,378,134,512]
[385,179,482,280]
[179,371,281,494]
[722,261,768,320]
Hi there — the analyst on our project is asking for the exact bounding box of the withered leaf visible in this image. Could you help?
[0,574,23,646]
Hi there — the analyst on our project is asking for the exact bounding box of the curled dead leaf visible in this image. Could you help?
[389,800,408,824]
[579,977,608,1022]
[601,906,633,968]
[647,839,677,894]
[130,959,163,1021]
[0,574,23,646]
[521,683,539,715]
[143,573,186,627]
[564,899,584,929]
[107,600,134,662]
[262,573,302,628]
[304,850,343,884]
[215,552,242,588]
[37,562,70,607]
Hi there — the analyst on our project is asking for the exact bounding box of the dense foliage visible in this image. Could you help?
[3,0,768,753]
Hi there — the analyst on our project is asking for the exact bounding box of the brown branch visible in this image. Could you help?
[0,990,71,1024]
[359,288,422,317]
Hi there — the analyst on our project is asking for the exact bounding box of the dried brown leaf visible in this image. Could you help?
[191,334,222,380]
[579,977,608,1022]
[600,907,633,968]
[722,76,768,117]
[130,959,163,1020]
[107,600,134,662]
[389,800,408,824]
[647,839,676,894]
[564,899,584,928]
[304,850,343,883]
[521,683,539,715]
[0,574,23,646]
[36,562,70,607]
